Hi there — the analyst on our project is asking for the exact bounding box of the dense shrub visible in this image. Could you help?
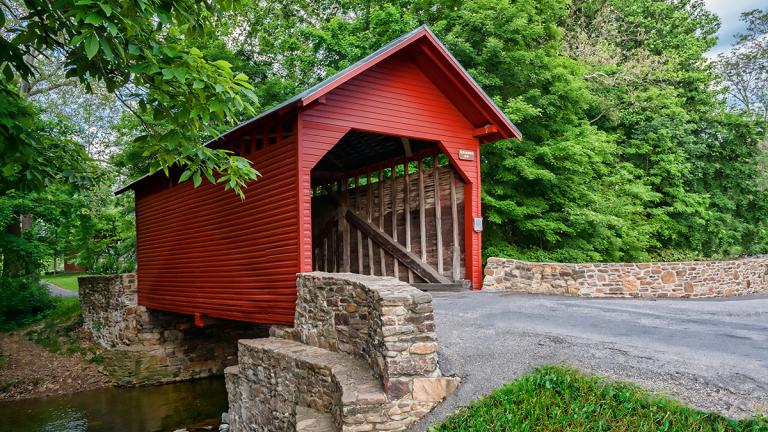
[0,277,55,331]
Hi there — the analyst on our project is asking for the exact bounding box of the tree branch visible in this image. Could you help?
[25,79,79,97]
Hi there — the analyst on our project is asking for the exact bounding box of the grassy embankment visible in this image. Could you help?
[25,297,88,355]
[431,366,768,432]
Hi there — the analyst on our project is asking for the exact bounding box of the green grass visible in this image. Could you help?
[42,273,87,292]
[431,366,768,432]
[26,297,84,354]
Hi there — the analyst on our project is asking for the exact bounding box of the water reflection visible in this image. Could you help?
[0,377,227,432]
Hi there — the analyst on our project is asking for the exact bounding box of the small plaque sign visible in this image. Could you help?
[473,217,483,232]
[458,149,475,161]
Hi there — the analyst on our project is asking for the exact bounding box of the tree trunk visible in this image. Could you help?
[3,215,22,277]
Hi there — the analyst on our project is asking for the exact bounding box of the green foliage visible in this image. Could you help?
[0,277,55,331]
[1,0,261,198]
[3,0,767,266]
[560,0,768,260]
[0,87,90,194]
[1,153,135,278]
[26,297,83,354]
[0,191,49,276]
[431,366,768,431]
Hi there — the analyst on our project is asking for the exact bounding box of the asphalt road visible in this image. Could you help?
[416,292,768,429]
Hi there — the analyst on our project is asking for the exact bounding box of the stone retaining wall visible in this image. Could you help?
[227,273,458,432]
[482,256,768,298]
[79,274,267,384]
[273,273,441,388]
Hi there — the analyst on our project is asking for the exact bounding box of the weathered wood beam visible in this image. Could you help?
[401,137,413,158]
[340,182,350,272]
[450,169,461,281]
[367,171,374,275]
[391,160,399,279]
[404,160,414,283]
[345,208,450,284]
[418,158,427,263]
[355,176,364,273]
[411,283,469,292]
[378,167,386,275]
[323,237,329,272]
[434,153,443,275]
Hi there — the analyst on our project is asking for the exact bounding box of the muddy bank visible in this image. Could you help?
[0,332,112,400]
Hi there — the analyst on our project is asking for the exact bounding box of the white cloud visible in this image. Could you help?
[704,0,764,55]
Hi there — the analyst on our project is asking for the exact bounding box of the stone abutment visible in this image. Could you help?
[225,272,459,432]
[78,274,267,385]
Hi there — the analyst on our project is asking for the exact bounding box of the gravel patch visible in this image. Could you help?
[43,281,78,297]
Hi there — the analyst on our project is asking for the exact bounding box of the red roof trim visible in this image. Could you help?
[300,29,428,106]
[421,30,523,141]
[301,26,522,141]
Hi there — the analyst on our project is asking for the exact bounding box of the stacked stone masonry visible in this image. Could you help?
[482,256,768,298]
[79,274,267,384]
[226,273,459,432]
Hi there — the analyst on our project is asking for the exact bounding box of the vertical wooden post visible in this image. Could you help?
[378,166,386,275]
[391,160,399,279]
[340,178,350,272]
[356,175,364,274]
[332,224,338,273]
[404,160,414,283]
[367,171,375,275]
[418,158,427,264]
[433,152,443,275]
[450,169,461,281]
[323,237,328,272]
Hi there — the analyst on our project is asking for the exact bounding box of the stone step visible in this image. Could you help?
[233,337,389,430]
[238,338,388,407]
[296,406,336,432]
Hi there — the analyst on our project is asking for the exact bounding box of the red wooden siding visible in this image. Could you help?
[126,26,520,324]
[299,52,485,288]
[134,123,299,325]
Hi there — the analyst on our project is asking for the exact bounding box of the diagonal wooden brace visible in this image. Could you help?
[344,208,450,284]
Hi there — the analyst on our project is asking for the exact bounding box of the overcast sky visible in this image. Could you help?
[705,0,764,55]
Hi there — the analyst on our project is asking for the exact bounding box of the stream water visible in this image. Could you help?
[0,377,227,432]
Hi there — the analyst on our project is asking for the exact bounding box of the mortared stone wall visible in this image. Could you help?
[482,256,768,298]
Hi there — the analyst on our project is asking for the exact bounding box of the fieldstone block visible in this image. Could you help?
[412,377,460,402]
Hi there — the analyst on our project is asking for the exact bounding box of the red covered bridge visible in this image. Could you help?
[117,26,521,325]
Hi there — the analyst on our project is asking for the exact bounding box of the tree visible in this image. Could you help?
[0,109,91,276]
[717,9,768,121]
[559,0,768,259]
[1,0,261,197]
